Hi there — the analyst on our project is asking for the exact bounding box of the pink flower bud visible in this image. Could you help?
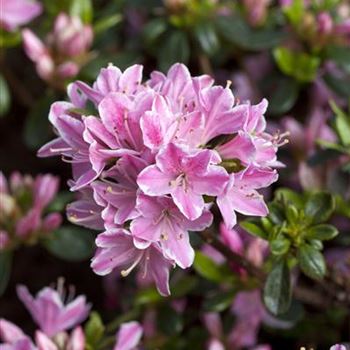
[42,213,62,233]
[317,12,333,36]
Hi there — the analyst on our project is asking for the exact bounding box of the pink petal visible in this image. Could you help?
[114,321,143,350]
[137,165,173,196]
[172,186,204,220]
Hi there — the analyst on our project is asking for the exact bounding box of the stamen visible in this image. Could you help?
[120,253,143,277]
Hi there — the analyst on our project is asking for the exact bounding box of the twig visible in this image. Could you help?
[198,229,348,309]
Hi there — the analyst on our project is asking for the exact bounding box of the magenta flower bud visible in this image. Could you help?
[42,213,62,233]
[57,61,80,79]
[113,321,143,350]
[317,12,333,36]
[53,13,93,57]
[0,0,42,32]
[0,230,10,250]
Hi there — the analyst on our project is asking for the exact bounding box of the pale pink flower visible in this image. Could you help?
[0,319,36,350]
[22,13,93,82]
[131,194,212,268]
[217,167,277,228]
[137,143,228,220]
[113,321,143,350]
[330,345,348,350]
[91,229,173,296]
[0,0,42,31]
[17,285,90,337]
[0,172,61,250]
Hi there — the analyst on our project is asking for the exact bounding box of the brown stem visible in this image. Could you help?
[198,229,347,309]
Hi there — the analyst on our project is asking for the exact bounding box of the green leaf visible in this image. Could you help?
[286,205,299,224]
[45,226,95,262]
[309,239,323,251]
[46,191,74,212]
[157,305,183,336]
[194,22,219,56]
[263,259,292,315]
[203,290,236,312]
[171,275,198,298]
[275,188,304,209]
[0,251,12,297]
[267,76,299,115]
[273,47,320,83]
[216,16,285,51]
[298,244,326,280]
[323,73,350,98]
[306,224,339,241]
[23,94,56,150]
[136,287,162,305]
[268,202,285,225]
[326,46,350,72]
[0,74,10,117]
[240,220,268,240]
[143,18,168,44]
[193,251,234,283]
[305,192,335,224]
[283,0,305,26]
[85,311,105,348]
[0,31,22,48]
[330,100,350,146]
[158,30,190,72]
[70,0,93,23]
[270,238,291,256]
[94,14,122,35]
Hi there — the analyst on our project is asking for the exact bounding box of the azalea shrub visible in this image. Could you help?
[0,0,350,350]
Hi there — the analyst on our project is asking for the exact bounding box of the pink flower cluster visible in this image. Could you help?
[0,282,143,350]
[22,13,93,82]
[39,63,282,295]
[0,0,42,32]
[0,172,61,251]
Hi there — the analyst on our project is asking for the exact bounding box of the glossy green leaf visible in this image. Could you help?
[193,251,234,283]
[263,259,292,315]
[298,244,326,280]
[283,0,304,26]
[271,238,291,256]
[240,220,268,240]
[330,101,350,146]
[70,0,93,23]
[273,47,320,82]
[267,76,299,115]
[216,16,285,51]
[158,30,190,72]
[323,73,350,98]
[326,46,350,72]
[0,74,10,117]
[85,312,105,348]
[171,275,198,298]
[23,94,56,150]
[203,290,236,312]
[306,224,339,241]
[45,226,95,262]
[0,251,12,297]
[275,188,304,209]
[194,22,219,56]
[305,192,335,224]
[94,14,122,34]
[143,18,168,44]
[157,305,183,336]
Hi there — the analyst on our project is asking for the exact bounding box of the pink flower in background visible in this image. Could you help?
[113,321,143,350]
[0,319,36,350]
[330,345,348,350]
[40,63,283,294]
[17,284,90,337]
[0,0,42,32]
[0,172,61,251]
[22,13,93,82]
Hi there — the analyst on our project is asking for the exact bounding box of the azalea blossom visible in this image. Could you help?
[39,62,282,294]
[17,284,90,337]
[0,0,42,32]
[22,13,93,83]
[0,172,61,251]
